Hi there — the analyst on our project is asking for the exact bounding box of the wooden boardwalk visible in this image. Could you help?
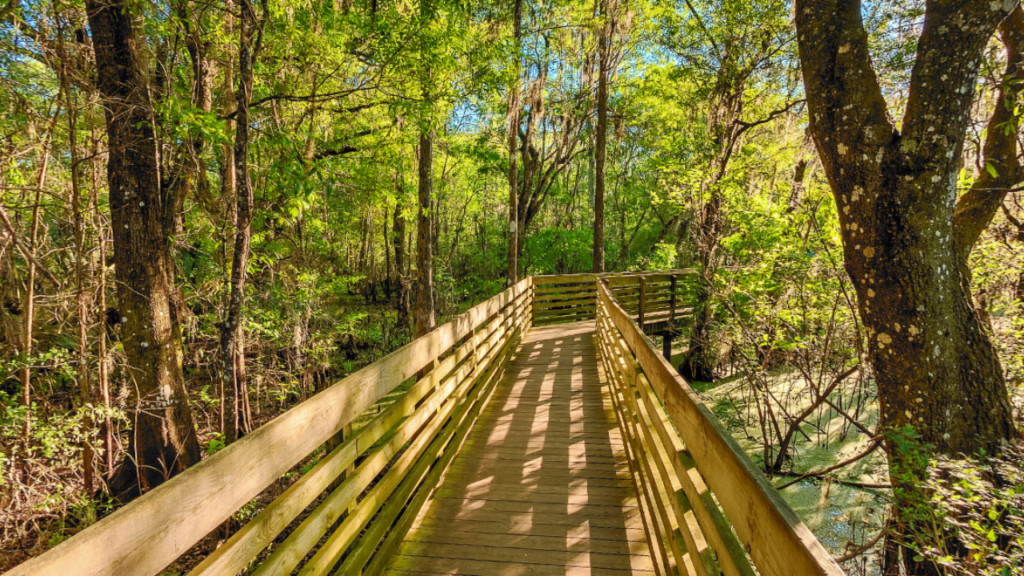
[386,321,654,576]
[9,275,842,576]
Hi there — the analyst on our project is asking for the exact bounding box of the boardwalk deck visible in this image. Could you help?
[386,321,654,576]
[6,274,843,576]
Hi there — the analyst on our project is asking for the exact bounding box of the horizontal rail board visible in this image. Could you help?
[6,279,530,576]
[596,280,843,576]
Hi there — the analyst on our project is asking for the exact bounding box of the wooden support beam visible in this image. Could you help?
[639,276,647,327]
[670,275,677,323]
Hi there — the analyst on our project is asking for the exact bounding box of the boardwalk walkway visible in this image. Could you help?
[9,275,842,576]
[386,321,655,576]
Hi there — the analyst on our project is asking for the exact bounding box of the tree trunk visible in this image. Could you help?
[64,79,95,494]
[680,55,745,383]
[592,0,616,274]
[414,132,436,338]
[19,107,57,448]
[89,129,115,481]
[87,0,202,499]
[507,0,522,285]
[393,181,410,331]
[220,0,257,443]
[795,2,1020,571]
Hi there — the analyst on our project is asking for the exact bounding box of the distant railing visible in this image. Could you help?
[596,276,844,576]
[532,269,697,327]
[6,279,532,576]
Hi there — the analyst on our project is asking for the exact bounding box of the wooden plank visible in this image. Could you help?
[533,297,597,309]
[420,506,646,530]
[378,319,653,576]
[534,306,598,319]
[405,528,651,556]
[358,322,519,576]
[534,286,597,298]
[255,324,501,576]
[192,302,531,576]
[598,282,843,576]
[633,374,716,576]
[386,556,654,576]
[191,365,428,576]
[257,286,529,576]
[533,273,599,285]
[635,372,755,576]
[533,308,598,321]
[597,325,671,576]
[601,317,684,576]
[299,320,522,576]
[412,517,649,542]
[395,541,655,572]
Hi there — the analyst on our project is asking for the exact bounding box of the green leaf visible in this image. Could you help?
[986,161,999,178]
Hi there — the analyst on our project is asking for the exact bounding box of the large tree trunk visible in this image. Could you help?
[414,131,436,338]
[220,0,257,443]
[592,0,616,274]
[86,0,201,499]
[507,0,522,285]
[795,2,1020,572]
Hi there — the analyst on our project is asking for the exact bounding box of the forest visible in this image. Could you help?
[1,0,1023,574]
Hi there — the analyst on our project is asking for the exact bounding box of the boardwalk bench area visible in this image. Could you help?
[4,273,844,576]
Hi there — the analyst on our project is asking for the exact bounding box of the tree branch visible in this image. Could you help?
[953,7,1024,261]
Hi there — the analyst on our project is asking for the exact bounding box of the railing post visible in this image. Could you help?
[638,276,646,327]
[326,423,354,495]
[669,274,677,324]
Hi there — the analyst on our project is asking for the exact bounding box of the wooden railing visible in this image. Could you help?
[7,278,532,576]
[596,277,844,576]
[533,269,698,327]
[532,273,599,325]
[606,271,697,327]
[5,272,844,576]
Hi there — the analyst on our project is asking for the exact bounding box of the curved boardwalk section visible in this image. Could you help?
[386,321,654,576]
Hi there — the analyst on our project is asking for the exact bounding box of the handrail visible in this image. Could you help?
[5,278,533,576]
[596,276,844,576]
[5,271,844,576]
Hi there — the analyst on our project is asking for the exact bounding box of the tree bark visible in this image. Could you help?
[953,8,1024,264]
[220,0,257,443]
[592,0,616,274]
[795,2,1020,571]
[393,179,410,330]
[507,0,522,285]
[86,0,202,499]
[414,132,436,338]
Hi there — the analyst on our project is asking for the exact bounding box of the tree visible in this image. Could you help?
[507,0,523,284]
[795,1,1021,571]
[414,0,437,339]
[592,0,618,273]
[86,0,202,498]
[220,0,264,443]
[662,0,793,382]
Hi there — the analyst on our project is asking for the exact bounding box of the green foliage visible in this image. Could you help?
[888,428,1024,575]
